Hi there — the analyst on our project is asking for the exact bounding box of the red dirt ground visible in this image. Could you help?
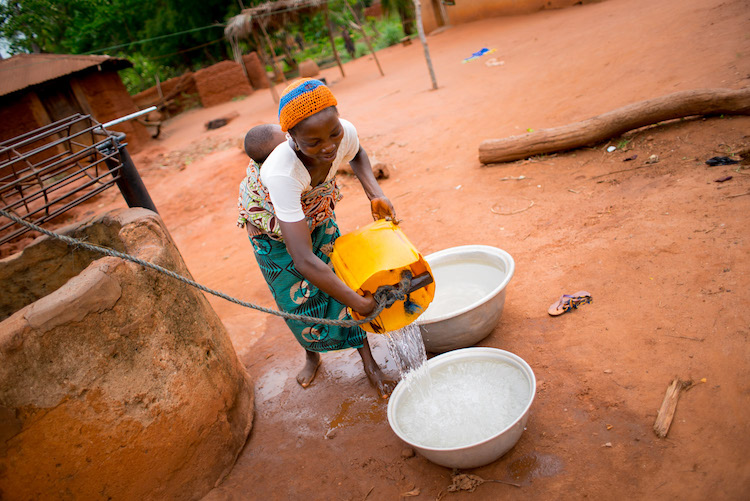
[17,0,750,498]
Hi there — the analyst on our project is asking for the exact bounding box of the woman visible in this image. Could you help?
[237,78,397,398]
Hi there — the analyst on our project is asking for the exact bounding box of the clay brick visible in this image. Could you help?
[242,52,269,89]
[194,60,253,108]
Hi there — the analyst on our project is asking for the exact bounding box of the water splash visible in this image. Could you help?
[384,323,426,377]
[384,323,433,399]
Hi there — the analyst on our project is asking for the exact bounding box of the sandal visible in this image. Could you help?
[548,291,592,316]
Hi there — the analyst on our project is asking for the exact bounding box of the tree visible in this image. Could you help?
[0,0,90,54]
[0,0,239,92]
[381,0,415,36]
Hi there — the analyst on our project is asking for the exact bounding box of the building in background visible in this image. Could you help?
[420,0,601,34]
[0,54,150,152]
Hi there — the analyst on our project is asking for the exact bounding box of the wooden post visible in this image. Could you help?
[324,2,345,78]
[258,18,287,85]
[280,29,298,72]
[412,0,438,90]
[438,0,450,26]
[154,74,170,119]
[251,28,280,103]
[344,0,384,77]
[155,74,164,103]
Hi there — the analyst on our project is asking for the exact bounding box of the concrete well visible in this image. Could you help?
[0,208,254,500]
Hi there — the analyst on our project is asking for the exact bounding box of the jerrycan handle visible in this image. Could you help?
[372,271,434,309]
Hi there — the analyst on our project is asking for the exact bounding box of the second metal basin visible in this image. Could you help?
[416,245,514,353]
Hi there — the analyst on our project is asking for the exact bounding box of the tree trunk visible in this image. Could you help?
[412,0,438,90]
[345,1,384,77]
[324,4,345,78]
[478,88,750,164]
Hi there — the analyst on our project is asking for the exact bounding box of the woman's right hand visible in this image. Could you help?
[352,291,377,317]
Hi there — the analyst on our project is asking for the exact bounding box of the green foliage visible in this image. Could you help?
[354,42,368,58]
[1,0,233,93]
[380,0,416,35]
[118,54,181,95]
[617,138,632,150]
[0,0,89,53]
[374,22,404,50]
[0,0,410,95]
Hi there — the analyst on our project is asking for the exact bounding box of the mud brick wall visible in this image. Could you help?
[421,0,601,33]
[75,71,150,152]
[0,92,48,143]
[364,3,383,17]
[242,52,269,89]
[132,72,199,114]
[0,92,52,180]
[194,60,253,108]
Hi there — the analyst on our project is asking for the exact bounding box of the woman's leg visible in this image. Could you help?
[296,349,321,387]
[357,336,397,399]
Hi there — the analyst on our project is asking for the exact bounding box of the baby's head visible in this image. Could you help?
[244,124,285,164]
[278,79,342,164]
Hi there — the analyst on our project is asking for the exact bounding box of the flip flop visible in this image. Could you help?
[548,291,592,316]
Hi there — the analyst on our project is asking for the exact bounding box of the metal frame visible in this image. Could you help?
[0,113,156,246]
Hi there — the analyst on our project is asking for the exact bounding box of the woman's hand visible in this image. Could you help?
[370,197,398,223]
[352,291,377,317]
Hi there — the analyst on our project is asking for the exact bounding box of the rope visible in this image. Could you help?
[0,208,389,328]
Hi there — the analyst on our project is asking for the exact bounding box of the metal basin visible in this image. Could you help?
[387,348,535,469]
[416,245,515,353]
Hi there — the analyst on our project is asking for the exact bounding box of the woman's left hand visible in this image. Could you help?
[370,197,398,223]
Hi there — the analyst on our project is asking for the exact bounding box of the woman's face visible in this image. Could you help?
[290,107,343,164]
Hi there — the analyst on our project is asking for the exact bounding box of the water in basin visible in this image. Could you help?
[394,359,531,449]
[419,258,506,322]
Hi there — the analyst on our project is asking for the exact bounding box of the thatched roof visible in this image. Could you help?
[225,0,328,41]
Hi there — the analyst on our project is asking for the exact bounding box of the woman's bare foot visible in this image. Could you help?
[358,338,397,399]
[296,350,321,388]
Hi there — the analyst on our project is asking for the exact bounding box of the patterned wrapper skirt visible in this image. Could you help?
[249,217,367,352]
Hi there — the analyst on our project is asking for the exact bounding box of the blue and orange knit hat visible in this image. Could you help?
[278,78,338,132]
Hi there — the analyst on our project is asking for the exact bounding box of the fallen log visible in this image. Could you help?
[478,88,750,164]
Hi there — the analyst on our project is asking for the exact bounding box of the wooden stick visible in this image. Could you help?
[412,0,439,90]
[663,334,704,342]
[592,164,651,180]
[490,200,534,215]
[258,19,287,85]
[653,378,690,438]
[324,2,345,78]
[250,29,279,103]
[345,1,384,76]
[479,88,750,164]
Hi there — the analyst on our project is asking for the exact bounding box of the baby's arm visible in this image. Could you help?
[349,146,397,222]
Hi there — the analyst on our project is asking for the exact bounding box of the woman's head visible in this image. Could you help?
[278,78,337,132]
[279,79,343,164]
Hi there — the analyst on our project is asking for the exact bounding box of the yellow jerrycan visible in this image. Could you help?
[330,219,435,333]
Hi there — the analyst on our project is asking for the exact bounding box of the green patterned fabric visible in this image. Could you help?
[249,218,367,352]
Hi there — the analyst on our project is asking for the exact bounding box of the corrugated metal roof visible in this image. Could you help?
[0,53,132,97]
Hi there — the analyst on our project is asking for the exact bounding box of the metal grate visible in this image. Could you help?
[0,114,135,246]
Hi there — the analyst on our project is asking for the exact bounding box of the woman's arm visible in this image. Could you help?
[349,146,397,221]
[280,219,376,316]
